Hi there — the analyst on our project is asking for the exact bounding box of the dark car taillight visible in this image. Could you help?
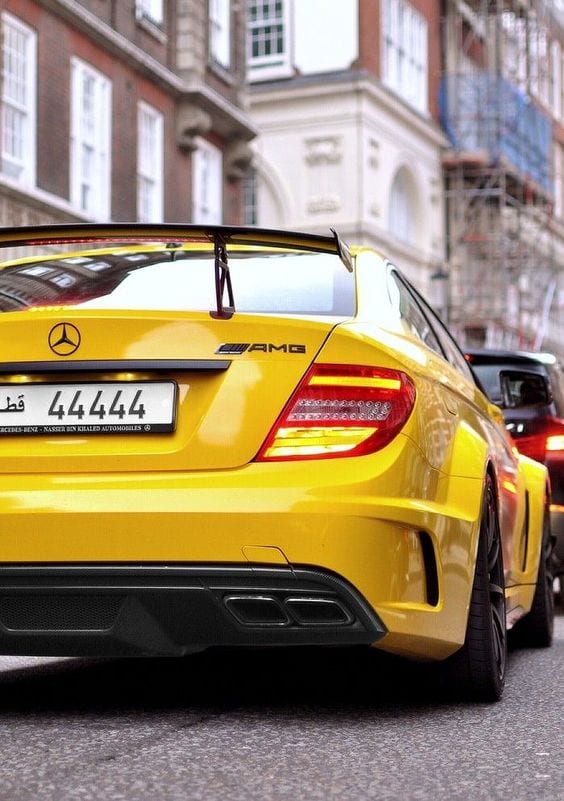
[255,364,416,461]
[512,432,548,463]
[511,417,564,462]
[546,425,564,453]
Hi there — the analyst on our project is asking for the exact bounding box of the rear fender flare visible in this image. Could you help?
[434,423,493,641]
[516,455,551,584]
[440,420,489,526]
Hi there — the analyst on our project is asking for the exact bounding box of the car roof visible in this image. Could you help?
[465,349,558,368]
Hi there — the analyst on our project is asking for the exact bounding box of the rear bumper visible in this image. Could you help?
[0,564,386,657]
[0,445,485,660]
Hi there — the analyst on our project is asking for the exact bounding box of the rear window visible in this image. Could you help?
[469,363,506,404]
[0,247,355,317]
[546,364,564,416]
[471,363,550,408]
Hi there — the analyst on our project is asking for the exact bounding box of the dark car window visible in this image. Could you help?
[499,370,550,408]
[411,292,474,381]
[390,270,475,382]
[469,363,505,404]
[387,272,443,356]
[470,360,559,410]
[0,248,355,317]
[547,364,564,416]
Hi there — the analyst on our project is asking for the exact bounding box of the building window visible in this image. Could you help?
[533,21,549,105]
[502,11,528,89]
[247,0,291,81]
[70,58,112,220]
[135,0,164,26]
[555,143,564,222]
[1,12,37,185]
[550,39,562,122]
[382,0,428,114]
[210,0,231,69]
[389,168,415,245]
[137,102,164,223]
[192,138,223,224]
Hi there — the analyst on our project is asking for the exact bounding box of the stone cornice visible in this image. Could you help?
[250,70,449,149]
[0,176,86,222]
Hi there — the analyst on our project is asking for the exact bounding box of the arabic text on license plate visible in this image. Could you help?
[0,382,176,435]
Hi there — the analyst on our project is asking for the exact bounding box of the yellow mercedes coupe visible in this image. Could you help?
[0,224,554,701]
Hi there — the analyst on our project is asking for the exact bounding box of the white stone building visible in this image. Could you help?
[246,0,448,294]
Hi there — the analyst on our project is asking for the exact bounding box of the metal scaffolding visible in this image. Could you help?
[441,0,562,350]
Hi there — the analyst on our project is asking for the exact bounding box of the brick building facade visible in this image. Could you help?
[0,0,256,229]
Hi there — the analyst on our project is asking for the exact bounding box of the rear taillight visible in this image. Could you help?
[256,364,416,461]
[510,417,564,461]
[512,433,547,463]
[546,431,564,452]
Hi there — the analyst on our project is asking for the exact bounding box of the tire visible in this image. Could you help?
[444,472,507,702]
[510,504,555,648]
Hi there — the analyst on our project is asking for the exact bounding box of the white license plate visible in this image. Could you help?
[0,382,177,435]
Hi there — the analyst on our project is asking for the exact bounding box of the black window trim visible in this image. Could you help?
[388,266,474,381]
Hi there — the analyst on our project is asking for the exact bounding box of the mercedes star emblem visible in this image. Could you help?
[48,322,81,356]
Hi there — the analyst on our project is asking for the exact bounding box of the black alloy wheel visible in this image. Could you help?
[445,472,507,701]
[510,500,555,648]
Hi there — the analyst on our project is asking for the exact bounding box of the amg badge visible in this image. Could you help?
[216,343,306,355]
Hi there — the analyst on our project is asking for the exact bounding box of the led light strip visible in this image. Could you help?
[308,376,401,390]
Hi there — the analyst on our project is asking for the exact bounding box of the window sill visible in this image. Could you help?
[247,63,294,84]
[208,60,236,86]
[0,174,92,222]
[381,80,430,118]
[135,13,167,45]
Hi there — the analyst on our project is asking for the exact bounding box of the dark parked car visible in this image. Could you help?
[466,349,564,586]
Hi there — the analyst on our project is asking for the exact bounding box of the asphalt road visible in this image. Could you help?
[0,609,562,801]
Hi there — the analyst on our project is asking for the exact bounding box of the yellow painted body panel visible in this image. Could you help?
[0,311,332,472]
[0,232,549,662]
[0,435,483,659]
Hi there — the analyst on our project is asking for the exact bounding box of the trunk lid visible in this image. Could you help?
[0,310,336,473]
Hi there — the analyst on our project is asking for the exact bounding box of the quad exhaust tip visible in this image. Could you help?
[224,594,354,628]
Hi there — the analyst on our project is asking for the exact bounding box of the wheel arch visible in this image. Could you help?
[443,467,508,701]
[469,459,501,580]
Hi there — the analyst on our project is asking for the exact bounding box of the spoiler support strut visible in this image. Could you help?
[209,234,235,320]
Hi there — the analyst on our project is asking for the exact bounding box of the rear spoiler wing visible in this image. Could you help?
[0,223,353,267]
[0,223,353,320]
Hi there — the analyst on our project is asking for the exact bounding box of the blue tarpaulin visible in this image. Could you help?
[440,72,552,193]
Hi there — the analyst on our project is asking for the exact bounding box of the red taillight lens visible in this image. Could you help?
[509,417,564,461]
[512,433,547,463]
[255,364,416,461]
[546,433,564,452]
